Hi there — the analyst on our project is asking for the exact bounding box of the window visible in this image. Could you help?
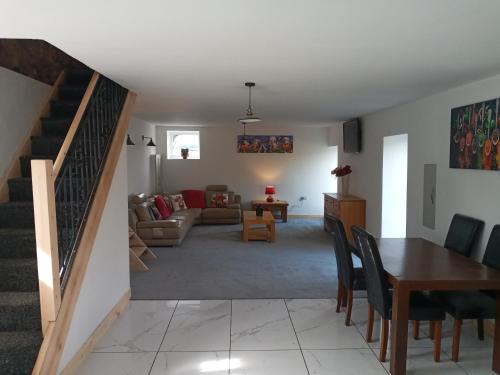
[167,130,200,159]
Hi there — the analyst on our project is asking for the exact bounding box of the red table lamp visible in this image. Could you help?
[265,185,276,202]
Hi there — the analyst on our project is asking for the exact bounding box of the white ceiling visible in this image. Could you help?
[2,0,500,127]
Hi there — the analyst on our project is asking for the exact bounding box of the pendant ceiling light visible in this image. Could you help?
[238,82,261,124]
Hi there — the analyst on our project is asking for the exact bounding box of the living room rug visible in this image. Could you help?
[130,218,343,300]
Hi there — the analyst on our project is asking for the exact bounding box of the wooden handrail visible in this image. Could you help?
[32,91,137,375]
[52,71,100,177]
[31,160,61,335]
[0,71,65,203]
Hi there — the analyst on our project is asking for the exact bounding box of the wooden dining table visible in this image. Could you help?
[369,238,500,375]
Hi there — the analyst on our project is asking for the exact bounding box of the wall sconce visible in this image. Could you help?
[126,134,135,146]
[142,136,156,147]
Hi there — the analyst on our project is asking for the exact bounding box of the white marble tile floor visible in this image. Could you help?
[76,298,493,374]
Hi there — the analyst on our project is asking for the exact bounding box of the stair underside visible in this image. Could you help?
[0,68,92,375]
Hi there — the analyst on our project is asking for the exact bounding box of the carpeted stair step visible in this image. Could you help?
[8,177,91,202]
[19,155,57,178]
[58,85,87,101]
[0,259,38,292]
[41,117,73,137]
[0,229,36,258]
[50,100,80,118]
[65,68,93,85]
[31,136,64,157]
[0,331,42,375]
[0,292,41,331]
[7,178,33,202]
[0,202,34,228]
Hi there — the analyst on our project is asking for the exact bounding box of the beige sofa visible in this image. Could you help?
[129,185,241,246]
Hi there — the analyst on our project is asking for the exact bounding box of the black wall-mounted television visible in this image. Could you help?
[343,118,362,153]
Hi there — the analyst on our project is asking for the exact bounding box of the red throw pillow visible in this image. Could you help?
[154,196,172,219]
[181,190,206,209]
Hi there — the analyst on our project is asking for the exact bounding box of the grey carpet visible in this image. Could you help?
[131,218,342,300]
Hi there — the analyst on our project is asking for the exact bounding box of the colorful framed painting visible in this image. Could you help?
[450,98,500,170]
[237,135,293,153]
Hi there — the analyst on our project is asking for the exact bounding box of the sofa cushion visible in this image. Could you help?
[130,193,147,205]
[170,194,187,211]
[137,226,182,240]
[128,209,138,231]
[135,204,154,221]
[188,208,202,219]
[147,206,157,220]
[137,220,180,229]
[209,192,229,208]
[170,209,196,225]
[155,196,172,219]
[205,185,228,207]
[151,206,163,220]
[182,190,206,209]
[202,208,240,220]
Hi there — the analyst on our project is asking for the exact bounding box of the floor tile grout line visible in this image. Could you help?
[350,302,473,375]
[284,299,311,375]
[348,301,390,375]
[147,300,180,375]
[444,350,471,375]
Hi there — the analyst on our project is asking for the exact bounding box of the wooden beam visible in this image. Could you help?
[59,289,131,375]
[31,159,61,335]
[32,91,136,375]
[0,71,65,203]
[52,72,100,177]
[31,322,55,375]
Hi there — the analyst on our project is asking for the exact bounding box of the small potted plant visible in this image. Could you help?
[181,148,189,159]
[331,165,352,195]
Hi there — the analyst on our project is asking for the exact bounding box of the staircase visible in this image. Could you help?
[0,69,92,375]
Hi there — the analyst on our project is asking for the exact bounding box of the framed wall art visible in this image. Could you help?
[450,98,500,170]
[237,135,293,153]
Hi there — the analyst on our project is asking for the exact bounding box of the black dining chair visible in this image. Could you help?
[351,225,446,362]
[327,215,366,326]
[324,214,345,312]
[431,224,500,362]
[444,214,484,257]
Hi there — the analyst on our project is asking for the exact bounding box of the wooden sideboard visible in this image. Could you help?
[323,193,366,244]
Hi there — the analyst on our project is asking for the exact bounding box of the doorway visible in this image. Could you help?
[381,134,408,238]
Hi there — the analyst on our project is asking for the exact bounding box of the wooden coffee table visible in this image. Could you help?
[251,200,289,222]
[242,211,276,242]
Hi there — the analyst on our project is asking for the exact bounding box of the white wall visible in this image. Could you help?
[127,116,156,196]
[59,143,130,372]
[331,73,500,260]
[0,67,51,177]
[157,125,338,215]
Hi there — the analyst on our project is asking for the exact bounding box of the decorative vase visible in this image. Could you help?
[181,148,189,159]
[341,175,350,196]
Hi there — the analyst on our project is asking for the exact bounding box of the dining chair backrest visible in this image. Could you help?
[482,225,500,270]
[324,214,343,281]
[329,216,355,289]
[351,225,392,319]
[444,214,484,257]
